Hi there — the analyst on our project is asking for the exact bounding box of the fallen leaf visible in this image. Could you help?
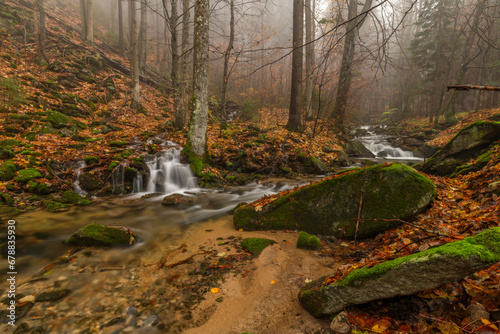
[271,280,276,284]
[210,288,220,293]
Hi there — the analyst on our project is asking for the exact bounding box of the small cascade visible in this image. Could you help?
[73,161,87,196]
[133,147,197,194]
[111,164,127,195]
[356,126,421,161]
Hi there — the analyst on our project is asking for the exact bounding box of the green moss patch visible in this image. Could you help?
[297,232,322,250]
[16,168,42,183]
[109,141,131,148]
[84,156,99,165]
[64,223,134,247]
[60,190,91,206]
[28,182,51,195]
[240,238,276,255]
[0,160,17,181]
[43,200,70,212]
[47,110,71,129]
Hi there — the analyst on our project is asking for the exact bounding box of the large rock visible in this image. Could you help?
[422,121,500,176]
[64,223,135,246]
[299,227,500,317]
[234,163,436,239]
[345,140,375,158]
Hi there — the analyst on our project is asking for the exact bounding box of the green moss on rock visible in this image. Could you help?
[47,110,71,129]
[109,141,131,148]
[0,160,16,181]
[108,161,119,171]
[60,190,91,206]
[234,163,436,239]
[28,182,51,195]
[64,223,133,247]
[43,200,69,212]
[16,168,42,183]
[240,238,276,255]
[182,142,205,176]
[297,232,322,250]
[0,205,20,218]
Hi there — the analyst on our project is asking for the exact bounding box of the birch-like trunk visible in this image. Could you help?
[179,0,191,127]
[186,0,209,158]
[170,0,183,129]
[129,0,141,107]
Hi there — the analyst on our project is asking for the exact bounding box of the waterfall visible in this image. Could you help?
[133,148,197,194]
[73,161,87,196]
[111,164,126,195]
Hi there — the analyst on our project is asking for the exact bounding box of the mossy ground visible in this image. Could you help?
[16,168,42,183]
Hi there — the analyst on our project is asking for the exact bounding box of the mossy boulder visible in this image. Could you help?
[43,200,69,212]
[109,141,131,148]
[298,227,500,317]
[0,148,15,159]
[0,204,20,218]
[422,121,500,176]
[64,223,134,247]
[60,190,91,206]
[234,163,436,239]
[47,110,71,129]
[240,238,276,255]
[345,140,375,158]
[78,170,106,191]
[83,156,99,165]
[297,232,322,250]
[28,182,52,195]
[16,168,42,183]
[0,160,17,181]
[162,194,197,209]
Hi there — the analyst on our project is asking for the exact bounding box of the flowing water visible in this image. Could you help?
[355,126,424,163]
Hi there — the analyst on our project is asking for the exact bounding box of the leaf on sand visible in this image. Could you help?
[271,280,276,284]
[210,288,220,294]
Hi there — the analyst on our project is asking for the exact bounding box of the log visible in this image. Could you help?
[447,85,500,92]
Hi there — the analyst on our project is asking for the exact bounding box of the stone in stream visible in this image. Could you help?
[162,194,197,209]
[345,140,375,158]
[234,163,436,239]
[421,121,500,176]
[64,223,136,247]
[298,227,500,317]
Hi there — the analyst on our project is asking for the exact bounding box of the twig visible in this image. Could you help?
[349,217,451,238]
[354,191,364,245]
[418,313,473,334]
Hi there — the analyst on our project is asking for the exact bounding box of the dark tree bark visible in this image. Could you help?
[331,0,373,131]
[304,0,315,120]
[286,0,304,133]
[138,0,147,71]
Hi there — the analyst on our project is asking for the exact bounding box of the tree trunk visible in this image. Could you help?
[286,0,304,132]
[118,0,124,55]
[85,0,93,44]
[80,0,87,40]
[34,0,48,65]
[169,0,183,129]
[139,0,147,71]
[179,0,191,127]
[186,0,209,159]
[304,0,315,120]
[444,0,486,122]
[129,0,141,107]
[331,0,373,131]
[221,0,235,124]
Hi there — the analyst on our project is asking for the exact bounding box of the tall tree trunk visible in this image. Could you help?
[118,0,124,55]
[221,0,235,124]
[444,0,486,122]
[34,0,48,65]
[331,0,373,131]
[129,0,141,107]
[186,0,209,159]
[85,0,94,44]
[179,0,191,127]
[139,0,147,71]
[286,0,304,132]
[305,0,315,120]
[80,0,87,40]
[169,0,183,129]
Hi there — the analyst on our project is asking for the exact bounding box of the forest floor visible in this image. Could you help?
[1,0,500,333]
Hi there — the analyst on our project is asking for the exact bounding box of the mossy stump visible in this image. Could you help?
[298,227,500,318]
[65,223,134,247]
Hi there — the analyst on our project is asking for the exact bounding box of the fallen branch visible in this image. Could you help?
[350,217,452,237]
[354,191,364,244]
[447,84,500,91]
